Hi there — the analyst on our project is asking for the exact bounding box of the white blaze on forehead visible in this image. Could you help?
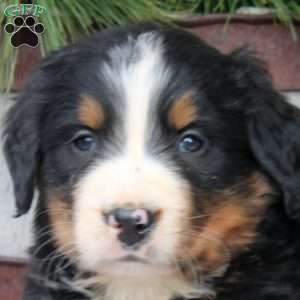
[73,32,193,281]
[72,31,216,299]
[102,32,170,159]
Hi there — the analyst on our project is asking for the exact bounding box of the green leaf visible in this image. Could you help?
[1,0,300,91]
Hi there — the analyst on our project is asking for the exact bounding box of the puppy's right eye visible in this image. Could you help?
[72,132,96,152]
[178,132,205,153]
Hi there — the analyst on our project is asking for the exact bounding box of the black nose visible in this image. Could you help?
[105,208,155,247]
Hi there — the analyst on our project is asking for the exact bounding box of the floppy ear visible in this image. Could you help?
[231,50,300,218]
[248,96,300,219]
[3,92,40,217]
[230,49,300,219]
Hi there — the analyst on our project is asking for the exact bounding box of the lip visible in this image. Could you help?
[95,254,177,278]
[118,255,148,264]
[116,255,175,271]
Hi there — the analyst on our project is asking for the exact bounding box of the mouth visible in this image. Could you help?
[95,253,151,269]
[118,255,148,264]
[95,252,177,279]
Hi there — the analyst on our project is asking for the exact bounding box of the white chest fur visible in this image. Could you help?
[74,272,214,300]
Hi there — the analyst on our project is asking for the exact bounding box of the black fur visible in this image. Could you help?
[4,23,300,299]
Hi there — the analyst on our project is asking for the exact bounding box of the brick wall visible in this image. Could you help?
[0,262,27,300]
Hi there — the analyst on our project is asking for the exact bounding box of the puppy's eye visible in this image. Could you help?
[73,133,96,151]
[178,133,205,153]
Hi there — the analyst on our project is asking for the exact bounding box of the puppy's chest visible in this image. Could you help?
[85,274,214,300]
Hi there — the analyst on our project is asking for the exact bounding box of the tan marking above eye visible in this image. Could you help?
[79,95,105,129]
[168,92,198,130]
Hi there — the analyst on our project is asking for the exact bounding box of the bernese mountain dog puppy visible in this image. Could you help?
[4,23,300,300]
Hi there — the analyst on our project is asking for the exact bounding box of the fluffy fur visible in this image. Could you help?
[4,23,300,300]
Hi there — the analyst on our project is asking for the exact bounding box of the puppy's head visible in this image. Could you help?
[4,24,300,281]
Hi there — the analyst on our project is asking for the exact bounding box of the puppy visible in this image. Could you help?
[4,23,300,300]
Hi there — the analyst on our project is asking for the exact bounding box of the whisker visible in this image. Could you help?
[188,214,210,220]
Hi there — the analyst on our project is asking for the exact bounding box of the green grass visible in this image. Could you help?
[193,0,300,40]
[1,0,300,91]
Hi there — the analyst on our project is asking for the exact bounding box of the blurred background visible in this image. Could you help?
[0,1,300,299]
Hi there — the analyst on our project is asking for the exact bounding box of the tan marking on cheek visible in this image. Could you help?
[168,92,198,130]
[184,173,272,271]
[48,197,75,256]
[79,95,105,129]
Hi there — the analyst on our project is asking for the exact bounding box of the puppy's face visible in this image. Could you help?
[37,31,271,279]
[9,24,294,285]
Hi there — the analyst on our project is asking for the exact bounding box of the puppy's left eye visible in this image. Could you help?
[178,133,205,153]
[73,132,96,152]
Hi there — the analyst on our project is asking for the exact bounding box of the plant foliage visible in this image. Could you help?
[1,0,300,91]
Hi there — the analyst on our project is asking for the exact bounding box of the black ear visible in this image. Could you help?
[248,97,300,219]
[3,92,40,217]
[230,48,300,219]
